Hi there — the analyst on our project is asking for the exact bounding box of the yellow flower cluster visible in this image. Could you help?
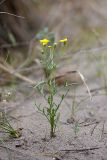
[40,39,50,45]
[40,38,68,47]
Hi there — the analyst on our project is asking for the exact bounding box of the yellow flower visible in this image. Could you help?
[40,39,50,45]
[59,38,68,43]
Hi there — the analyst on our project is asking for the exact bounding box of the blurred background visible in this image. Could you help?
[0,0,107,86]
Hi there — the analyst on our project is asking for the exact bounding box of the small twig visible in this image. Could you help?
[0,63,35,85]
[100,120,105,140]
[77,71,92,100]
[78,121,99,127]
[60,147,100,152]
[0,12,25,19]
[90,122,99,136]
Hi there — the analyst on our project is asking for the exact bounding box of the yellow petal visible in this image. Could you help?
[59,38,68,43]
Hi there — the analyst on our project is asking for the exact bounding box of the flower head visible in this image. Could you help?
[59,38,68,44]
[40,38,50,45]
